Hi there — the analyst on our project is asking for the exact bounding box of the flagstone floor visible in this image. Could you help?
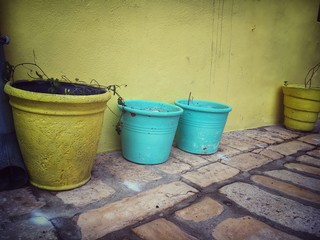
[0,125,319,240]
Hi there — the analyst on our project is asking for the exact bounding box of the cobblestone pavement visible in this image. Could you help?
[1,125,319,240]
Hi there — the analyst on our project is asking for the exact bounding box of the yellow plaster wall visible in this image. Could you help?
[1,0,319,152]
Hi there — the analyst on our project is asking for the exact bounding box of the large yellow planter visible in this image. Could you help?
[282,84,320,131]
[4,81,111,190]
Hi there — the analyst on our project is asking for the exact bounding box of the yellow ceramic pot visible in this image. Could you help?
[4,81,111,190]
[282,84,320,131]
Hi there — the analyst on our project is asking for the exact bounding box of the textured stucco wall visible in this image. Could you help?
[1,0,319,152]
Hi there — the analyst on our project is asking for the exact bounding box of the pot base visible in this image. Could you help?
[30,176,91,191]
[284,116,316,132]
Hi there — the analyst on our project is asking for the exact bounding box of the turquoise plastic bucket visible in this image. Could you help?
[118,100,183,164]
[175,99,232,154]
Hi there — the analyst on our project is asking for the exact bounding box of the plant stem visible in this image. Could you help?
[304,62,320,88]
[188,92,192,105]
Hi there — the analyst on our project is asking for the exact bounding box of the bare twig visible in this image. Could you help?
[304,62,320,88]
[187,92,193,105]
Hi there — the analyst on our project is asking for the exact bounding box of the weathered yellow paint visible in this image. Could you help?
[4,81,111,190]
[1,0,319,152]
[282,84,320,131]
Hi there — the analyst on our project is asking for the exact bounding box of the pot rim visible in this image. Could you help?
[175,99,232,113]
[4,81,111,104]
[118,99,183,117]
[282,84,320,90]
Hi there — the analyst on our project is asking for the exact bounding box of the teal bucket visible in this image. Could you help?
[118,100,183,164]
[175,99,232,154]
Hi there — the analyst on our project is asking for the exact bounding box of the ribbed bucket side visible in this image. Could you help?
[119,100,183,164]
[175,99,232,154]
[282,85,320,132]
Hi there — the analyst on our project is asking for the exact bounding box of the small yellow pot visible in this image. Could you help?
[282,84,320,131]
[4,81,111,190]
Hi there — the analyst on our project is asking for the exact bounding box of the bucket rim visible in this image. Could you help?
[175,99,232,113]
[118,99,183,117]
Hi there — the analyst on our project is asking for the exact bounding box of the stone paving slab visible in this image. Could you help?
[243,129,285,144]
[132,218,198,240]
[219,182,320,237]
[95,151,162,184]
[0,218,57,240]
[220,133,267,152]
[201,144,241,162]
[182,162,239,188]
[252,148,283,160]
[175,196,224,222]
[264,170,320,192]
[77,181,197,239]
[0,188,46,218]
[221,152,273,171]
[296,154,320,167]
[251,175,320,204]
[56,179,116,206]
[298,134,320,146]
[284,163,320,176]
[267,141,314,156]
[263,126,300,140]
[170,147,209,166]
[212,216,301,240]
[2,125,320,240]
[308,149,320,158]
[155,156,191,174]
